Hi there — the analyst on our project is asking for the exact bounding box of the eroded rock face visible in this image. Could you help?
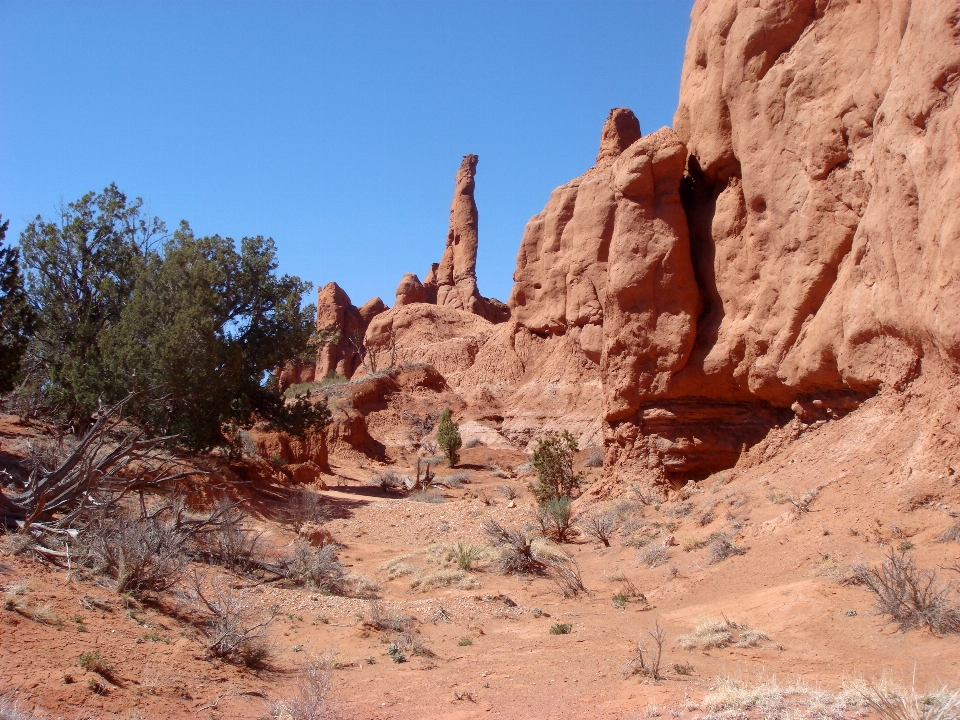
[315,282,387,379]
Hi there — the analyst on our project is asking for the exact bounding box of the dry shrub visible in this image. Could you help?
[708,535,746,564]
[408,490,445,504]
[442,472,470,488]
[484,519,543,574]
[577,507,619,547]
[937,524,960,544]
[409,568,479,592]
[621,620,665,680]
[638,546,670,569]
[859,550,960,633]
[535,497,575,542]
[585,449,604,468]
[288,489,325,530]
[79,509,189,597]
[368,471,406,492]
[192,576,274,667]
[282,542,347,594]
[269,656,337,720]
[497,484,519,500]
[0,694,39,720]
[199,501,263,574]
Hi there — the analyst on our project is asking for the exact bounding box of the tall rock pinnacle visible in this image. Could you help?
[435,154,482,314]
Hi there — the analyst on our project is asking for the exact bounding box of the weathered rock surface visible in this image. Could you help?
[311,2,960,487]
[314,282,387,380]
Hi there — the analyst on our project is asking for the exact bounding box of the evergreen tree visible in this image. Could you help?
[531,431,583,504]
[0,216,38,393]
[436,408,462,468]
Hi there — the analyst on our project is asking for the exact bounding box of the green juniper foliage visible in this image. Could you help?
[437,408,462,468]
[531,431,583,504]
[0,216,38,393]
[18,185,163,429]
[104,222,328,449]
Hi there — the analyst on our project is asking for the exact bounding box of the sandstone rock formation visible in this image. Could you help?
[312,1,960,488]
[314,282,386,379]
[388,154,509,325]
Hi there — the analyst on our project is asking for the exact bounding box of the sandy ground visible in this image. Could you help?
[1,382,959,719]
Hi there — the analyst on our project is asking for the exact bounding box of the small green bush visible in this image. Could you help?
[531,431,583,503]
[457,637,473,646]
[437,409,462,468]
[550,623,572,635]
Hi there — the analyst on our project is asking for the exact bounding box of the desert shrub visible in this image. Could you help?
[287,488,324,530]
[463,438,483,449]
[389,631,434,660]
[497,484,519,500]
[531,431,583,503]
[368,470,407,492]
[541,553,588,598]
[282,542,347,594]
[0,693,40,720]
[442,472,470,488]
[577,507,619,547]
[483,519,543,574]
[535,497,575,542]
[621,620,665,680]
[664,502,693,518]
[698,510,715,526]
[192,577,274,667]
[859,550,960,633]
[201,502,263,574]
[78,509,189,597]
[638,546,670,568]
[268,656,336,720]
[408,489,445,504]
[457,636,473,646]
[709,535,746,564]
[585,448,604,468]
[937,524,960,543]
[78,651,115,679]
[436,409,462,468]
[550,623,572,635]
[454,541,483,571]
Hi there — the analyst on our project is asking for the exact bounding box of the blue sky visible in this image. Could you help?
[0,1,692,308]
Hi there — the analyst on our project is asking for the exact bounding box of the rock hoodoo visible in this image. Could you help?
[307,0,960,490]
[389,154,509,324]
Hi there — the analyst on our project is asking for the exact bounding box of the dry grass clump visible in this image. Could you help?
[382,556,417,580]
[409,568,480,592]
[367,471,407,492]
[442,472,470,488]
[0,693,40,720]
[861,683,960,720]
[677,617,771,650]
[857,550,960,633]
[638,545,670,569]
[484,520,543,574]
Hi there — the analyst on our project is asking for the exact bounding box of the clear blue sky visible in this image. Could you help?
[0,1,692,308]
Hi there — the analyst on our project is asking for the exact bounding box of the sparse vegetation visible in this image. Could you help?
[191,577,275,667]
[457,636,473,646]
[497,484,519,500]
[708,534,746,564]
[281,542,347,594]
[453,541,483,571]
[368,470,407,492]
[484,519,543,574]
[535,497,575,542]
[437,408,462,468]
[550,623,572,635]
[677,617,772,650]
[577,507,619,547]
[638,545,670,568]
[78,651,114,679]
[858,550,960,633]
[938,524,960,543]
[268,656,336,720]
[585,448,604,467]
[621,620,665,680]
